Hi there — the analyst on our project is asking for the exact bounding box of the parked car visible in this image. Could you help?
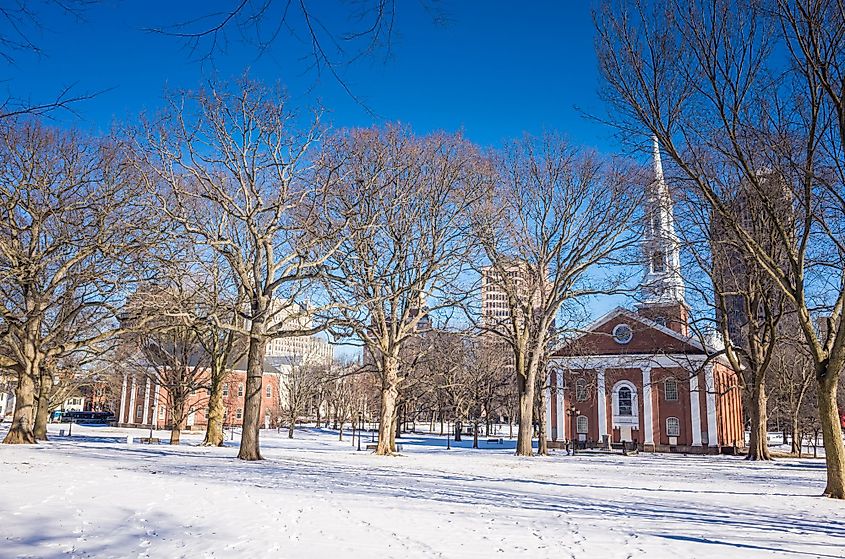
[55,411,115,425]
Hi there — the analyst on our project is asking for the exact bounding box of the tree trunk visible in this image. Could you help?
[472,421,479,449]
[33,371,53,441]
[516,371,536,456]
[375,356,399,455]
[170,418,183,445]
[791,413,801,455]
[3,367,37,445]
[202,374,225,447]
[746,384,772,460]
[394,402,402,440]
[238,331,266,461]
[818,370,845,498]
[537,384,549,456]
[388,406,398,450]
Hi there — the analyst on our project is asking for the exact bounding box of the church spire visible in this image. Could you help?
[638,135,685,310]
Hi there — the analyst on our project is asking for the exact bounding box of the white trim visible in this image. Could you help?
[141,378,151,426]
[612,323,634,344]
[119,374,128,423]
[128,376,137,425]
[705,364,719,446]
[642,367,654,445]
[152,383,160,429]
[597,368,608,438]
[689,372,702,446]
[552,353,707,370]
[555,371,564,440]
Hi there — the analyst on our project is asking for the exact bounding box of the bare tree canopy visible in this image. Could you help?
[472,133,641,456]
[320,124,487,455]
[0,120,154,444]
[595,0,845,498]
[136,77,342,460]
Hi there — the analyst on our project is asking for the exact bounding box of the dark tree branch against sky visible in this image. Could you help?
[4,2,612,155]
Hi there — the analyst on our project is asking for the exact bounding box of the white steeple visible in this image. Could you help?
[639,136,685,306]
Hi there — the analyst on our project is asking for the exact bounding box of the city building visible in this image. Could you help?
[116,298,333,431]
[115,362,284,431]
[546,137,745,454]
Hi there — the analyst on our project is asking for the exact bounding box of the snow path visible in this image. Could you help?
[1,425,842,558]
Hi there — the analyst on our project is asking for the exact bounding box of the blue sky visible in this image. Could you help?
[11,1,616,152]
[10,1,632,354]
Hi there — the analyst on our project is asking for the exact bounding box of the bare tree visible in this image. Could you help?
[278,348,325,439]
[771,339,815,455]
[0,121,152,444]
[136,78,341,460]
[672,172,794,460]
[186,255,247,447]
[0,1,102,119]
[472,134,640,456]
[595,0,845,498]
[149,1,418,112]
[320,125,486,455]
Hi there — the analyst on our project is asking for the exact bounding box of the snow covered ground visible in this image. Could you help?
[1,424,843,559]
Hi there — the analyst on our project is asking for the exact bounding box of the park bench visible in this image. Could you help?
[139,437,161,444]
[487,438,504,444]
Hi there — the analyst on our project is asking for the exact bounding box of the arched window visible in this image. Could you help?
[666,416,680,437]
[575,379,588,402]
[618,386,633,416]
[576,415,588,434]
[652,251,665,273]
[664,378,679,401]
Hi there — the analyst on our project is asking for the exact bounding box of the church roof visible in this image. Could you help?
[553,306,726,361]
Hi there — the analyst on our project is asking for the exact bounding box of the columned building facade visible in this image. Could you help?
[546,137,744,454]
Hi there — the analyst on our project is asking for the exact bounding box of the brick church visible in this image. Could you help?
[546,138,744,454]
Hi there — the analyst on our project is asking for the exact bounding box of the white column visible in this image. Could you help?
[705,365,719,446]
[555,371,565,440]
[545,384,553,440]
[119,374,128,424]
[151,384,161,429]
[128,376,137,425]
[141,378,151,426]
[642,367,654,446]
[597,368,608,439]
[689,371,702,446]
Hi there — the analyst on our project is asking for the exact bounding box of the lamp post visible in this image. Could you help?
[357,411,363,451]
[566,405,580,456]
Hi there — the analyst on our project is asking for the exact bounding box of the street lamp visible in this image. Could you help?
[357,411,363,451]
[566,405,580,456]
